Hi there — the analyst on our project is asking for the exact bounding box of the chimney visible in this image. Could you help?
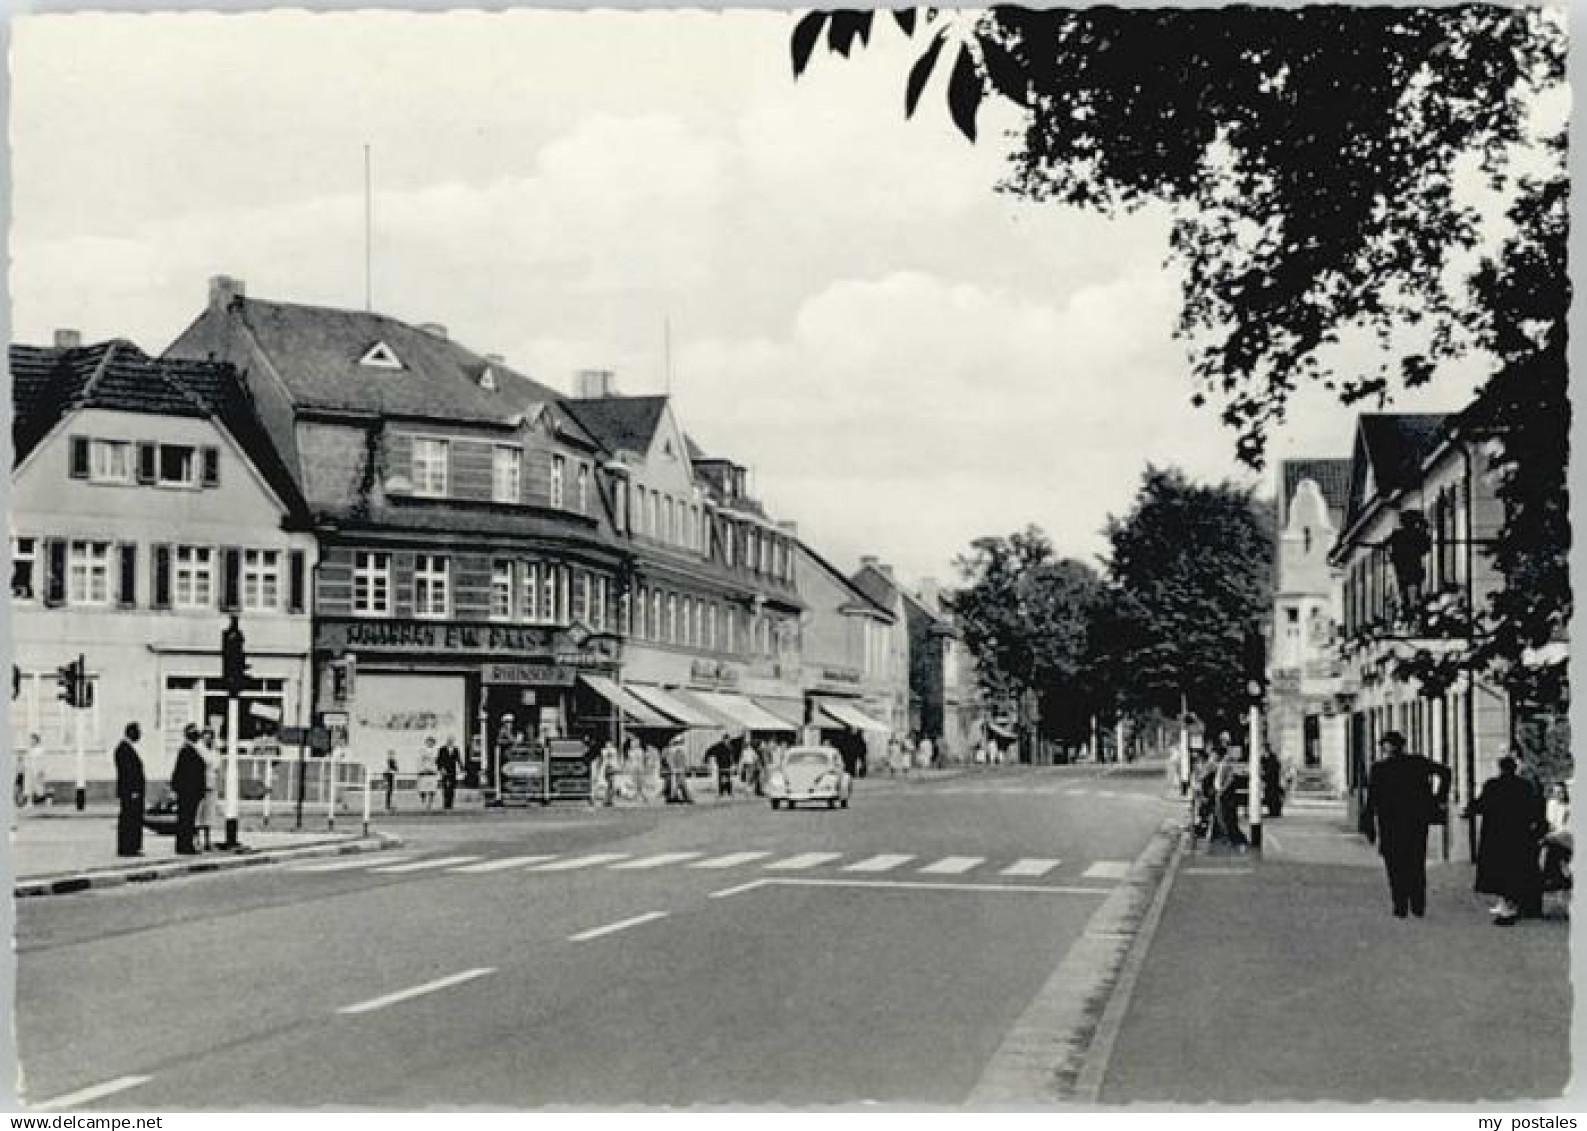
[418,323,449,340]
[53,329,82,350]
[575,369,618,399]
[860,555,880,570]
[879,563,895,580]
[777,520,799,539]
[919,576,940,612]
[209,275,245,309]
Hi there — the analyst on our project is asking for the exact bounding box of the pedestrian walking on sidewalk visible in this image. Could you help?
[417,739,439,811]
[197,729,219,850]
[171,724,208,856]
[1468,756,1546,925]
[1363,730,1452,918]
[436,736,461,810]
[113,722,146,857]
[1213,747,1247,847]
[383,751,398,813]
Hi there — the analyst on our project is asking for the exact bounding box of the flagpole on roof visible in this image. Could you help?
[364,143,373,312]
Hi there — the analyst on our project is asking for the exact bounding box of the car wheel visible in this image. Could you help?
[841,798,850,809]
[770,799,781,810]
[827,799,837,810]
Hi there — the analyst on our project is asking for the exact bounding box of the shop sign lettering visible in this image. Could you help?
[326,619,557,657]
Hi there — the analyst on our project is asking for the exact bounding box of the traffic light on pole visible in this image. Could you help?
[56,659,81,707]
[1242,625,1267,703]
[221,615,249,696]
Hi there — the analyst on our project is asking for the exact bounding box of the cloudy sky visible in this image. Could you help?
[11,9,1474,587]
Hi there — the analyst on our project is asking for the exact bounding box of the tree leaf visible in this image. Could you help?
[791,11,828,77]
[946,45,983,141]
[905,30,948,118]
[894,8,917,36]
[828,11,873,58]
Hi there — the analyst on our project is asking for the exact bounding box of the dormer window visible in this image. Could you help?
[359,341,403,370]
[479,367,498,392]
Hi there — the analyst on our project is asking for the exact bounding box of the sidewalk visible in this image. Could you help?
[1097,801,1572,1105]
[12,813,396,897]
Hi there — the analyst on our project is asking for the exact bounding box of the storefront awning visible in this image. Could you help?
[625,683,723,729]
[817,700,891,733]
[752,698,804,730]
[682,689,798,733]
[579,676,678,729]
[987,722,1017,741]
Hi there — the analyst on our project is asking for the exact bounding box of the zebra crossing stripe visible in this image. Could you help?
[1083,860,1131,879]
[1001,858,1059,877]
[920,856,983,875]
[371,855,483,874]
[611,852,705,870]
[843,854,915,873]
[290,855,414,873]
[451,855,558,874]
[529,853,631,872]
[765,852,843,871]
[691,851,773,870]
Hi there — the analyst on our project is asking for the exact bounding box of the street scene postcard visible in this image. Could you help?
[4,2,1577,1116]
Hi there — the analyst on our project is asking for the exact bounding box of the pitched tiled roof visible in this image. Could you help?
[167,296,564,424]
[10,340,311,521]
[1279,458,1351,525]
[1345,413,1451,530]
[561,395,669,457]
[684,433,708,462]
[849,565,898,612]
[796,541,895,622]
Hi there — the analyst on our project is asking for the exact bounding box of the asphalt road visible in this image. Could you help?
[17,763,1178,1109]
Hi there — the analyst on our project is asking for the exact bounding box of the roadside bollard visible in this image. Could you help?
[262,760,274,829]
[363,772,372,837]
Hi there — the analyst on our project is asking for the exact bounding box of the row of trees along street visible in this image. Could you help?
[794,8,1570,754]
[950,466,1271,761]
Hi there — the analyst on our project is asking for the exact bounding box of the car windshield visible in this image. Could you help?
[785,752,830,768]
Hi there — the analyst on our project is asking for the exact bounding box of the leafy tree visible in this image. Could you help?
[790,6,1568,701]
[948,527,1107,746]
[1103,466,1273,735]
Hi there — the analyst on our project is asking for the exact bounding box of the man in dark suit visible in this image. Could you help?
[1364,730,1452,918]
[113,722,146,857]
[436,736,462,810]
[171,723,208,855]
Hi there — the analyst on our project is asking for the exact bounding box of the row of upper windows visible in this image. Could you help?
[404,436,596,516]
[67,436,221,489]
[12,536,306,614]
[627,583,795,658]
[347,551,614,627]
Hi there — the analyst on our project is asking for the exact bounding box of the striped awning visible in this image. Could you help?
[625,683,723,729]
[817,700,891,733]
[681,689,798,733]
[579,675,677,729]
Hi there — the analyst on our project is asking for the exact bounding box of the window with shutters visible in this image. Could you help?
[492,446,521,503]
[173,546,215,609]
[577,463,590,514]
[651,591,662,642]
[12,537,36,601]
[67,541,111,606]
[157,444,199,487]
[708,604,718,651]
[414,554,450,618]
[668,593,678,644]
[201,446,220,488]
[90,440,134,483]
[353,551,391,616]
[542,564,558,624]
[242,550,282,612]
[287,550,306,614]
[490,560,514,621]
[411,438,449,497]
[595,576,609,631]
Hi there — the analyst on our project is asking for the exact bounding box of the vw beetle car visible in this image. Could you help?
[767,745,852,810]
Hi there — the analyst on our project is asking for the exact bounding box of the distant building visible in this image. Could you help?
[909,578,985,763]
[792,540,898,764]
[1269,458,1351,795]
[848,558,915,745]
[10,335,316,793]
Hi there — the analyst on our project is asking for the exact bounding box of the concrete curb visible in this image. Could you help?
[965,816,1183,1106]
[14,831,404,898]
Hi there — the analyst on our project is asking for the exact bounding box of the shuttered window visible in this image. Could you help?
[116,544,137,608]
[220,547,241,611]
[43,540,67,606]
[68,437,90,479]
[201,446,220,488]
[136,443,157,484]
[287,550,306,614]
[152,544,172,610]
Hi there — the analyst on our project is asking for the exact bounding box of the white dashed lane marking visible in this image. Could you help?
[568,911,670,942]
[692,851,773,869]
[920,856,984,875]
[843,854,915,873]
[370,855,483,874]
[290,855,415,873]
[611,852,704,870]
[529,853,631,872]
[32,1075,153,1112]
[451,855,558,873]
[1082,860,1131,880]
[1001,858,1060,877]
[337,968,496,1016]
[765,852,843,871]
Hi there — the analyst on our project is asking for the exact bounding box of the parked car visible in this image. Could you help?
[767,746,852,810]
